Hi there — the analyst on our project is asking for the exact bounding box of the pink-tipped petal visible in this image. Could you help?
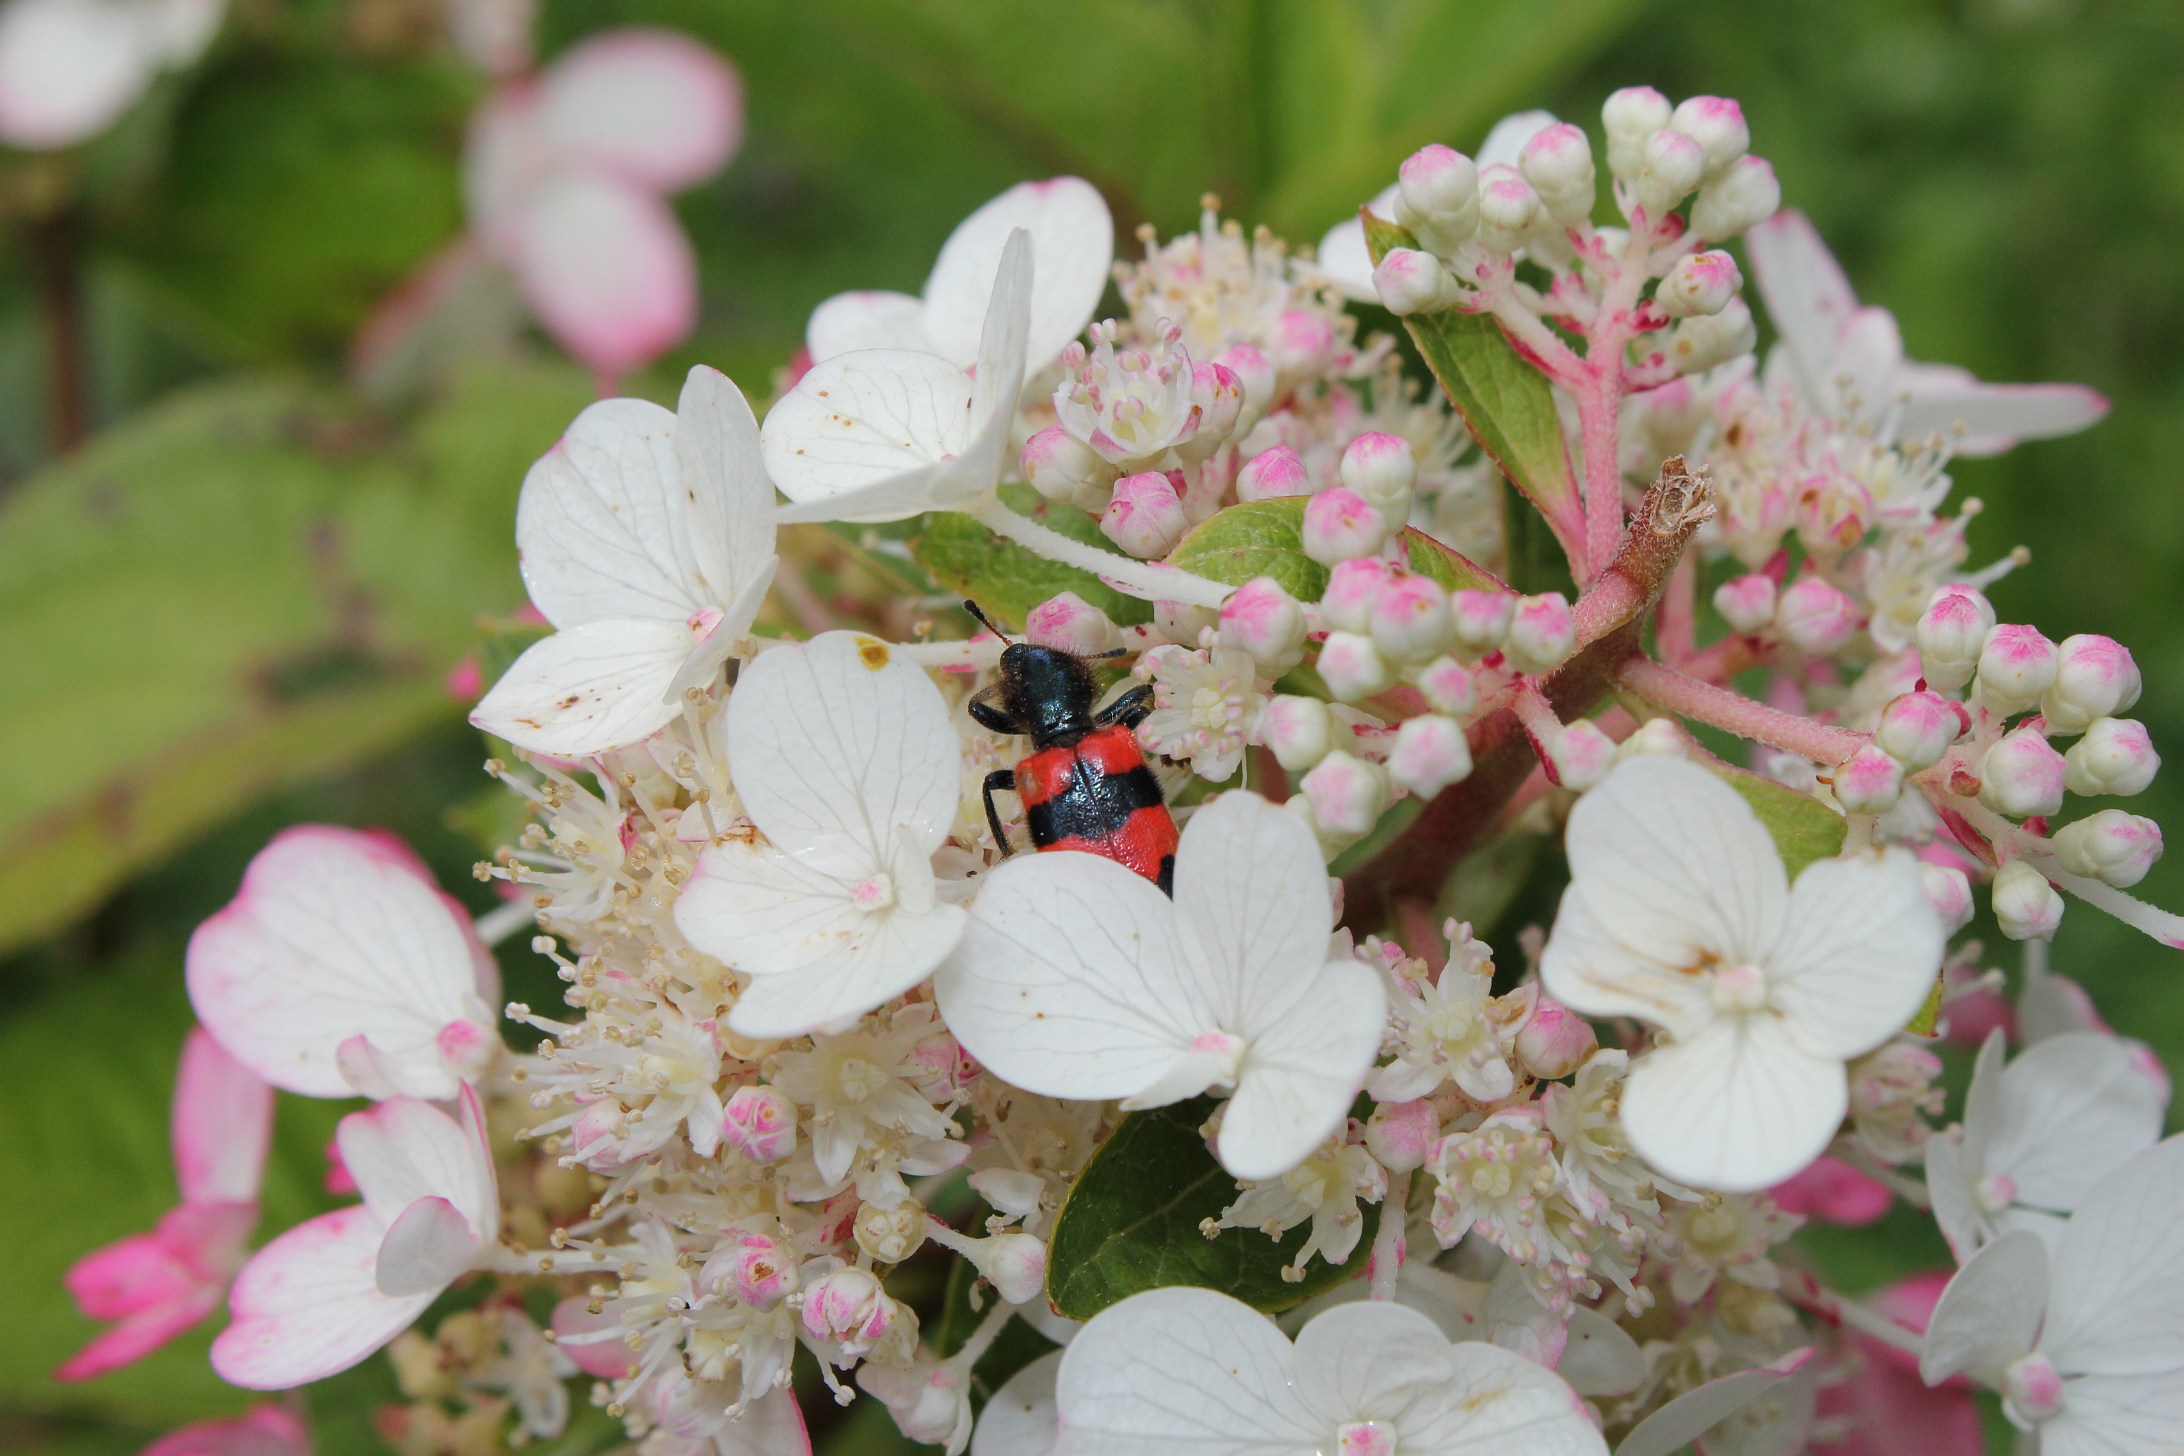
[65,1232,198,1322]
[508,171,697,378]
[1743,209,1860,393]
[552,1295,636,1379]
[174,1029,274,1207]
[335,1090,499,1239]
[142,1403,312,1456]
[536,28,742,192]
[717,1386,812,1456]
[213,1206,433,1390]
[1893,371,2110,456]
[922,177,1114,371]
[56,1285,223,1382]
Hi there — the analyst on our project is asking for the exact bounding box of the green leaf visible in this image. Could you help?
[1709,765,1848,880]
[909,485,1153,629]
[1170,495,1501,603]
[1044,1098,1375,1321]
[1403,527,1506,593]
[1363,215,1587,559]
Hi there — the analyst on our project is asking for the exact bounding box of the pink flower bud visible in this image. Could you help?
[1302,488,1391,565]
[1795,473,1873,556]
[569,1102,626,1169]
[799,1267,897,1358]
[1102,470,1189,559]
[1519,122,1596,225]
[1876,689,1964,771]
[1339,432,1418,515]
[1976,624,2059,717]
[1515,996,1597,1079]
[1395,143,1480,246]
[1269,308,1340,382]
[1450,588,1515,657]
[1835,744,1905,813]
[1602,86,1673,180]
[1713,573,1777,634]
[1236,443,1312,502]
[1635,127,1708,214]
[1549,719,1616,790]
[1026,591,1122,657]
[1370,572,1454,663]
[721,1085,798,1163]
[1504,591,1575,674]
[1657,249,1742,318]
[1914,587,1994,692]
[1372,248,1458,316]
[1669,95,1750,178]
[2044,634,2142,734]
[1775,575,1858,655]
[1690,155,1779,241]
[1666,298,1755,374]
[1979,726,2068,818]
[1413,655,1478,715]
[1475,165,1542,252]
[1021,425,1112,504]
[1218,576,1308,670]
[968,1231,1047,1305]
[1320,557,1396,633]
[729,1232,799,1308]
[2053,809,2163,888]
[1921,863,1975,935]
[1216,343,1275,433]
[1260,693,1338,771]
[1365,1099,1439,1174]
[1992,860,2063,942]
[1387,714,1472,797]
[1317,630,1396,701]
[2066,717,2160,797]
[1176,362,1244,461]
[1302,749,1390,836]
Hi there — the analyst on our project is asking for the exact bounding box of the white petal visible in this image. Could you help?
[760,349,976,514]
[966,229,1034,459]
[1560,758,1788,980]
[2042,1136,2184,1379]
[1984,1031,2166,1216]
[1397,1341,1605,1456]
[534,28,741,193]
[469,617,691,756]
[374,1195,480,1298]
[1894,371,2109,456]
[172,1027,273,1206]
[1315,184,1399,304]
[211,1206,433,1390]
[2040,1371,2184,1456]
[725,631,961,855]
[1832,308,1907,420]
[1054,1288,1319,1456]
[1173,792,1338,1033]
[1540,885,1716,1040]
[187,828,488,1099]
[143,0,223,64]
[972,1349,1061,1456]
[672,365,778,635]
[1614,1350,1813,1456]
[1919,1230,2047,1387]
[506,172,697,378]
[1219,955,1385,1180]
[1477,110,1560,171]
[923,178,1111,372]
[1620,1017,1845,1193]
[716,1387,812,1456]
[1560,1308,1646,1399]
[1288,1300,1458,1424]
[1742,210,1861,403]
[935,851,1201,1103]
[1924,1130,1984,1264]
[335,1091,498,1237]
[808,290,934,361]
[0,0,154,149]
[1768,848,1942,1058]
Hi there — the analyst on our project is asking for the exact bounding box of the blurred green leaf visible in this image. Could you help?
[0,362,591,955]
[1044,1097,1374,1321]
[1709,764,1847,880]
[910,485,1154,630]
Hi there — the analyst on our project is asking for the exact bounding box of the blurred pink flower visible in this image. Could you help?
[1770,1155,1891,1226]
[142,1403,310,1456]
[1812,1273,1981,1456]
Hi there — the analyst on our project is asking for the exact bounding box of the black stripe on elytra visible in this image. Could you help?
[1024,765,1165,846]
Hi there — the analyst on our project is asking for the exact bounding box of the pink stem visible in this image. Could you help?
[1366,1169,1410,1300]
[1576,372,1624,575]
[1619,656,1865,764]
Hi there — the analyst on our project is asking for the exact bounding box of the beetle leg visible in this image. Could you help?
[1095,683,1155,730]
[981,769,1018,858]
[968,683,1023,735]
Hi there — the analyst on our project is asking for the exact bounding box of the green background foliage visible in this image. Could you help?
[2,0,2178,1451]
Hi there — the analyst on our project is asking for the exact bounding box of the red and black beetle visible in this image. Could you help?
[964,602,1179,895]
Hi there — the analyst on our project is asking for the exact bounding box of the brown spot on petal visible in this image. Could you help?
[857,638,890,670]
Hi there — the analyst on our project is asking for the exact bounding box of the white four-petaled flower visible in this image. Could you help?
[935,790,1385,1181]
[1540,756,1944,1192]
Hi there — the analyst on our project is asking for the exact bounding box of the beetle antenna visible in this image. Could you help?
[1087,647,1129,660]
[962,600,1013,642]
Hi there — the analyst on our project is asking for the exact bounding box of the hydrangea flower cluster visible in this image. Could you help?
[67,86,2184,1456]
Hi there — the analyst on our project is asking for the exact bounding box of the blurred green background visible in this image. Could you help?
[3,0,2179,1451]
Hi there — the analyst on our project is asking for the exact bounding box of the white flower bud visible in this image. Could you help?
[2053,809,2164,888]
[1976,624,2059,718]
[1834,744,1905,814]
[1921,863,1975,935]
[1713,572,1777,633]
[1992,860,2063,942]
[1876,689,1965,771]
[1475,165,1542,252]
[1387,714,1472,798]
[1775,575,1858,655]
[1370,572,1454,664]
[1519,122,1596,226]
[1301,488,1391,565]
[1413,656,1478,715]
[1320,558,1394,633]
[1665,298,1756,376]
[1549,719,1616,790]
[1602,86,1673,182]
[1372,248,1462,316]
[1979,726,2068,818]
[1235,443,1311,501]
[2065,717,2160,797]
[1690,154,1780,243]
[1026,592,1122,657]
[1318,631,1396,701]
[1175,362,1244,462]
[1635,127,1708,215]
[1504,591,1575,674]
[1215,342,1275,435]
[2043,634,2142,734]
[855,1200,928,1264]
[1617,717,1689,760]
[1657,249,1742,318]
[1339,432,1418,518]
[1364,1098,1438,1174]
[1394,143,1480,250]
[859,1358,969,1449]
[1260,694,1337,771]
[1021,425,1113,504]
[1669,95,1750,179]
[1302,749,1391,836]
[1450,588,1516,657]
[1218,577,1307,671]
[967,1231,1047,1306]
[1915,585,1996,692]
[1101,470,1189,559]
[1515,996,1598,1079]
